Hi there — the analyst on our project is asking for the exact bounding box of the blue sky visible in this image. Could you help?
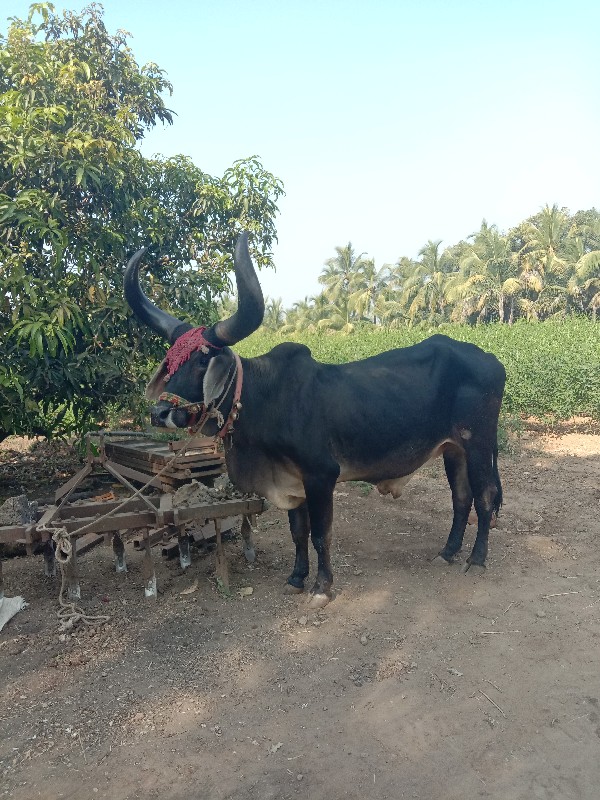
[5,0,600,305]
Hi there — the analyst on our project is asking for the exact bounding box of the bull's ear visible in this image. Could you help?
[203,352,233,405]
[145,359,168,401]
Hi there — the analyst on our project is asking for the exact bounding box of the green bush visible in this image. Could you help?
[236,319,600,421]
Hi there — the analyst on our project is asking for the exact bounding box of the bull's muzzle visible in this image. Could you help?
[150,403,191,429]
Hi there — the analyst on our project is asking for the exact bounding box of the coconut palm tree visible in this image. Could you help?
[521,205,571,278]
[516,206,600,320]
[573,259,600,320]
[396,241,454,324]
[263,296,285,330]
[372,293,406,328]
[318,243,369,327]
[567,220,600,318]
[348,258,390,324]
[516,205,572,316]
[449,221,520,323]
[406,269,450,324]
[280,297,310,333]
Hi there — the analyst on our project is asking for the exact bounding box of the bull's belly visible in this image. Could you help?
[338,438,456,498]
[230,439,458,510]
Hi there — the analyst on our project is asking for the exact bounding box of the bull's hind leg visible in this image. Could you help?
[437,447,473,564]
[463,442,501,573]
[286,502,310,593]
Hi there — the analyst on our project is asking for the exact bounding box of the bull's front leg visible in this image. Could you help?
[304,467,339,609]
[286,503,310,593]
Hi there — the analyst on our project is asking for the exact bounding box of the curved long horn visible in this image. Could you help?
[211,232,265,345]
[124,248,192,344]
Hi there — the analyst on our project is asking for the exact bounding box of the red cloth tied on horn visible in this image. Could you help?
[164,326,222,377]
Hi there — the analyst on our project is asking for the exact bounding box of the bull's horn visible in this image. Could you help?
[123,248,192,344]
[211,232,265,345]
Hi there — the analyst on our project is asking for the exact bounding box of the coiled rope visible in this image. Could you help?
[52,526,110,632]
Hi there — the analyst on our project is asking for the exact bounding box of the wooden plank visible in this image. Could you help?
[105,445,223,473]
[189,516,237,542]
[146,446,173,456]
[152,459,225,475]
[14,528,44,550]
[133,527,169,549]
[175,498,265,524]
[170,448,219,458]
[0,526,29,544]
[169,456,225,468]
[32,497,264,540]
[104,452,155,474]
[75,532,105,555]
[106,442,185,462]
[54,463,93,503]
[105,443,155,463]
[169,437,217,452]
[106,462,163,489]
[111,457,225,486]
[108,452,221,474]
[157,468,224,487]
[106,441,156,452]
[36,505,61,527]
[55,497,156,521]
[62,510,158,535]
[103,461,161,516]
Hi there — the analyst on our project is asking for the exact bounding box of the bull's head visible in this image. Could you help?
[124,232,264,429]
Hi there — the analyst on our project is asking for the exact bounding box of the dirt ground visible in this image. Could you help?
[1,427,599,800]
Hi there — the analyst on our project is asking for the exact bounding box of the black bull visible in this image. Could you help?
[124,233,505,608]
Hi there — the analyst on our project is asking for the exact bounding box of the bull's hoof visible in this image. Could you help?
[462,561,486,576]
[432,554,453,566]
[284,583,304,595]
[243,547,256,563]
[307,592,331,609]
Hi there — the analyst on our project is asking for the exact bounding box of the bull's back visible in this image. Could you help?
[315,335,504,474]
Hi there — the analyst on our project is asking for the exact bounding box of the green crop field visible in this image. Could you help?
[236,319,600,422]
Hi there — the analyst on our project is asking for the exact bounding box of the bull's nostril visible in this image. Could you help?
[151,405,172,427]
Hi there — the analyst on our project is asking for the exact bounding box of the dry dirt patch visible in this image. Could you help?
[1,431,599,800]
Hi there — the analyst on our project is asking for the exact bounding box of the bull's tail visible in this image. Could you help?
[492,443,503,516]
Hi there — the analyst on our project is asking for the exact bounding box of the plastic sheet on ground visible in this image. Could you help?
[0,595,28,632]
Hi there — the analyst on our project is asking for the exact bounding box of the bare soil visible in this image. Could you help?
[1,429,599,800]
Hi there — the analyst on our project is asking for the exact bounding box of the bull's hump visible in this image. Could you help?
[267,342,312,360]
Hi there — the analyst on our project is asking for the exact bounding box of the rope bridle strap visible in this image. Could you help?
[217,352,243,439]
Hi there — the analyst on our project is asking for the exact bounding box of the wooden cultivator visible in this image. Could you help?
[0,432,266,600]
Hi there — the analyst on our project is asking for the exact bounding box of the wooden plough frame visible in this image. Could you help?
[0,432,266,601]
